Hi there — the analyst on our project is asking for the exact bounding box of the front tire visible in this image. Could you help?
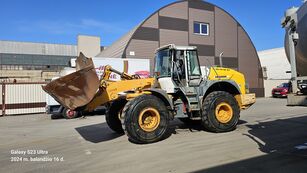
[201,91,240,132]
[105,99,127,134]
[121,95,171,144]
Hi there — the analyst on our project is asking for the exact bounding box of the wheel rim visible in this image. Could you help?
[215,102,233,124]
[138,108,160,132]
[118,108,124,120]
[66,109,76,118]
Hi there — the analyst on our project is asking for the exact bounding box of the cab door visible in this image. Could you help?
[185,50,202,87]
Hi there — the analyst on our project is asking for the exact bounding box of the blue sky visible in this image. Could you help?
[0,0,303,51]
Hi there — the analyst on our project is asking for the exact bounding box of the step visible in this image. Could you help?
[185,92,197,96]
[190,117,201,120]
[189,104,200,110]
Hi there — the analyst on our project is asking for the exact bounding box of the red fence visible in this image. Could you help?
[1,82,48,116]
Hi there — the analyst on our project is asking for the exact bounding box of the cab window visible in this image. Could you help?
[154,49,172,77]
[186,50,201,77]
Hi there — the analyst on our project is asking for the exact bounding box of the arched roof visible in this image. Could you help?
[97,25,139,57]
[98,0,258,61]
[97,0,187,58]
[97,0,264,96]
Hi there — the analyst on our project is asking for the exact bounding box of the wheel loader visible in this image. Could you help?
[43,44,255,143]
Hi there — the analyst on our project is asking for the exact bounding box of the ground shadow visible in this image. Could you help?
[192,115,307,173]
[126,119,204,144]
[238,119,248,125]
[172,119,203,132]
[245,116,307,155]
[192,152,307,173]
[171,119,248,134]
[75,122,123,143]
[75,118,249,144]
[74,118,203,144]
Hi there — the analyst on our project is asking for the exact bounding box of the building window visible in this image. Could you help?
[193,22,209,36]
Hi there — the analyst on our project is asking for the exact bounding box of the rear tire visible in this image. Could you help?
[105,99,126,134]
[62,108,80,119]
[201,91,240,132]
[121,95,171,144]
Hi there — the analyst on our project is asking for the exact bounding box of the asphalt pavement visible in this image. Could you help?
[0,98,307,173]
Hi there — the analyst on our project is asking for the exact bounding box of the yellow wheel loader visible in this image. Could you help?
[43,44,255,144]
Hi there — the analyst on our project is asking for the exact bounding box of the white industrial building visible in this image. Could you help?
[258,47,291,97]
[0,35,102,82]
[0,35,103,116]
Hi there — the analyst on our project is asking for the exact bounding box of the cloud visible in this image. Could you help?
[80,19,127,33]
[14,18,129,36]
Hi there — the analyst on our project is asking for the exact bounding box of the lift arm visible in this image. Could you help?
[42,53,154,111]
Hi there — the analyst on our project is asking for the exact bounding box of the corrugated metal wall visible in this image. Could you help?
[0,86,2,116]
[0,53,73,66]
[1,83,46,115]
[0,41,77,56]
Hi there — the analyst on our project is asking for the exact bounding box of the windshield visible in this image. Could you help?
[154,49,172,77]
[278,83,289,88]
[186,50,201,77]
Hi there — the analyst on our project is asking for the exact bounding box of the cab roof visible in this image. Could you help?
[156,44,197,52]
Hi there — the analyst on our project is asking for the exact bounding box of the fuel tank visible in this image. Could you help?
[285,2,307,76]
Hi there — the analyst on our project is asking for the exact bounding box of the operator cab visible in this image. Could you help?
[154,44,202,93]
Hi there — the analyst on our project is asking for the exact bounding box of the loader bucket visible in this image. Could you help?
[42,53,100,110]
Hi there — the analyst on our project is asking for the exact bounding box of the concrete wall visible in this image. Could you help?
[0,70,59,82]
[258,48,291,97]
[258,48,291,80]
[77,35,101,58]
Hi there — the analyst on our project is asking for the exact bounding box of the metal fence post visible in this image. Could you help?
[2,83,5,116]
